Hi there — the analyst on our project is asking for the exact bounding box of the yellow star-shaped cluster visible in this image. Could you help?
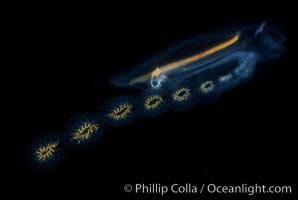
[172,88,191,102]
[109,103,133,120]
[200,80,215,93]
[145,95,163,110]
[36,142,58,161]
[73,122,99,143]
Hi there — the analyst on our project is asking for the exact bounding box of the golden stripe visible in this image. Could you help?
[129,34,239,85]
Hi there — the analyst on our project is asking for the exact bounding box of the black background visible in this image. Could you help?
[16,3,295,199]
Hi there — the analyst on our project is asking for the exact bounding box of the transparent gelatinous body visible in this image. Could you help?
[111,21,286,94]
